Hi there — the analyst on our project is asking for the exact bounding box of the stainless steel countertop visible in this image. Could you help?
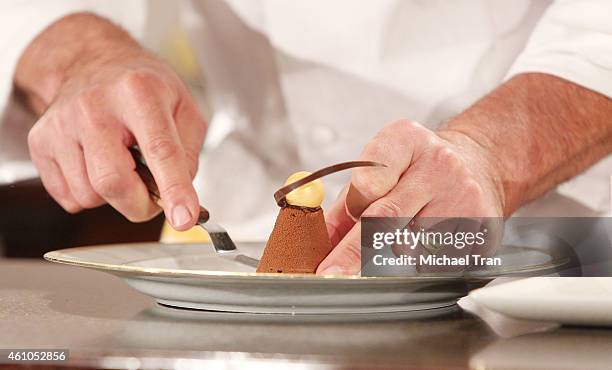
[1,259,611,369]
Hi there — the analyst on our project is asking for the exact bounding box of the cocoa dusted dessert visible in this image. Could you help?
[257,172,333,273]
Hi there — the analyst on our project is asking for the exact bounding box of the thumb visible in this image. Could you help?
[324,185,355,246]
[317,222,362,275]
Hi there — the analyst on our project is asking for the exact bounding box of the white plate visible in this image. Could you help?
[469,277,612,326]
[44,242,566,315]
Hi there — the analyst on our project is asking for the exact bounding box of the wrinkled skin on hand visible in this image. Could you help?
[28,48,206,230]
[317,120,504,275]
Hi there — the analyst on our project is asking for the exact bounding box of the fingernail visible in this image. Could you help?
[171,204,192,228]
[318,265,346,276]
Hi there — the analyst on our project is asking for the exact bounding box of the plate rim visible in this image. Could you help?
[43,243,466,282]
[43,242,567,281]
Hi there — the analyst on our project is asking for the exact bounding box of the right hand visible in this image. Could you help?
[27,46,206,230]
[318,120,504,275]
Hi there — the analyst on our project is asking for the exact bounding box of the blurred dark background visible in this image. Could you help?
[0,178,164,258]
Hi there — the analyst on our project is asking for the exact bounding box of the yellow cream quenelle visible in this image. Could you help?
[284,171,325,208]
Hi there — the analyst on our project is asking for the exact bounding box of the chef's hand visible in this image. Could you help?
[317,120,504,275]
[17,13,206,230]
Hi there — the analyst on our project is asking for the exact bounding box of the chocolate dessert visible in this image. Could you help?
[257,171,333,273]
[257,205,333,273]
[257,162,385,274]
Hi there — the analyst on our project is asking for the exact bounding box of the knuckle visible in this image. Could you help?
[120,70,163,98]
[365,198,403,218]
[160,181,189,200]
[461,179,484,199]
[46,183,67,200]
[426,149,463,181]
[27,124,44,151]
[432,146,462,170]
[60,201,82,214]
[74,190,102,209]
[91,172,125,198]
[388,119,428,140]
[145,137,179,162]
[381,119,415,136]
[125,210,158,223]
[351,170,389,200]
[362,135,389,159]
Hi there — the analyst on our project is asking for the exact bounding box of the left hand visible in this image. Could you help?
[316,120,505,275]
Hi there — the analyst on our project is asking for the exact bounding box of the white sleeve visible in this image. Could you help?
[0,0,147,114]
[506,0,612,98]
[507,0,612,213]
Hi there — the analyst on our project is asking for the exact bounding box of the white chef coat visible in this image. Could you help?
[0,0,611,240]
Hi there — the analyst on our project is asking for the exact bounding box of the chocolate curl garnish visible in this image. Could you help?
[274,161,386,207]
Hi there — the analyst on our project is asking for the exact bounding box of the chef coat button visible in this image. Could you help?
[310,125,337,145]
